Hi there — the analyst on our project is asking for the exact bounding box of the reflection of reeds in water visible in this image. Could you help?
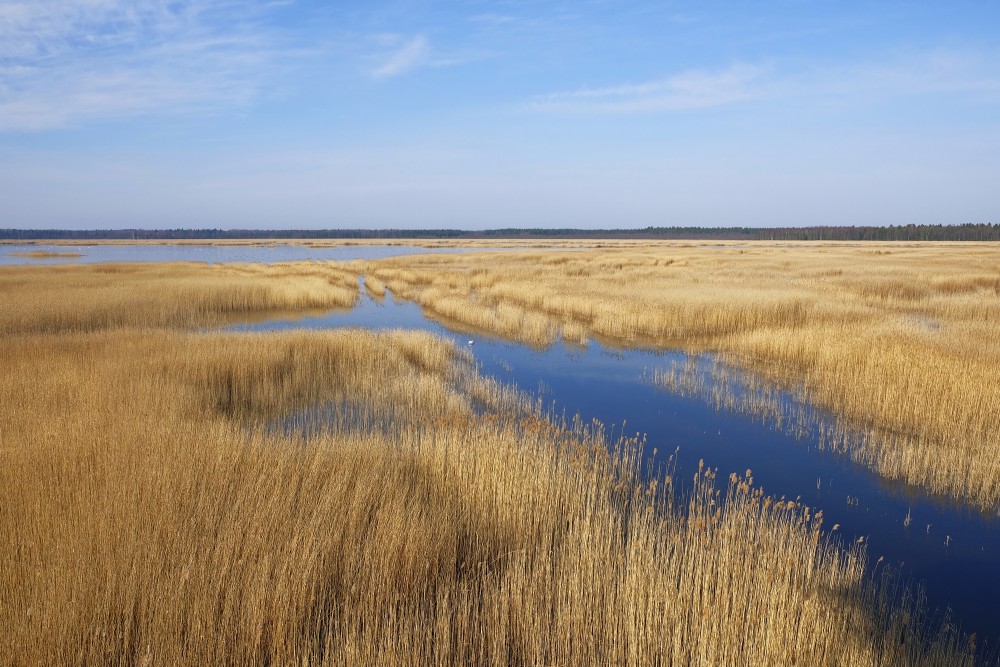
[0,265,976,664]
[650,355,864,454]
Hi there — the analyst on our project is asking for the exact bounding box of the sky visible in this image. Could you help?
[1,1,999,230]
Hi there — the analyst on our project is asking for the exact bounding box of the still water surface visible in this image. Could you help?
[1,243,492,265]
[232,285,1000,647]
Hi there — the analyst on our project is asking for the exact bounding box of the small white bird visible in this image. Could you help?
[467,340,474,346]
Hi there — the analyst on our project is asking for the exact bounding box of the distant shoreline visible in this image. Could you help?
[1,223,998,242]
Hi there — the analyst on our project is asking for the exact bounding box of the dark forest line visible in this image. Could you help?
[2,223,998,242]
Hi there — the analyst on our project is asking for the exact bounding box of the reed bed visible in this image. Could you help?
[0,262,975,664]
[361,242,1000,511]
[0,262,359,335]
[8,250,84,258]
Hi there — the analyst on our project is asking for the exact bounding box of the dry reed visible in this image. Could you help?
[0,261,358,335]
[0,260,977,665]
[361,242,1000,511]
[8,250,84,259]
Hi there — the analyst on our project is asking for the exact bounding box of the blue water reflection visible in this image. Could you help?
[1,243,498,265]
[233,287,1000,645]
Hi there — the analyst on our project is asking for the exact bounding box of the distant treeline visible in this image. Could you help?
[2,223,998,241]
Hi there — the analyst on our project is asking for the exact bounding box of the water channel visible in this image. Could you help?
[11,244,998,646]
[233,282,1000,649]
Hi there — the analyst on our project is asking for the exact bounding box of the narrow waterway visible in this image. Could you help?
[230,283,1000,648]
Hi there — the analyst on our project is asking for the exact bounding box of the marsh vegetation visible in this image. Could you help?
[8,250,84,259]
[1,257,981,664]
[0,262,358,335]
[360,242,1000,513]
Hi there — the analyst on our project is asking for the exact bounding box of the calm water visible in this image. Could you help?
[1,243,498,265]
[232,285,1000,647]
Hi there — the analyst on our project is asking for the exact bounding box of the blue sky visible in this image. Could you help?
[1,1,998,229]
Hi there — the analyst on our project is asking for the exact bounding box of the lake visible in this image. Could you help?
[0,242,495,265]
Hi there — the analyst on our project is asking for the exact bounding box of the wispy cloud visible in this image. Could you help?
[813,50,1000,101]
[468,14,519,26]
[530,50,1000,114]
[532,64,767,113]
[365,33,489,80]
[370,35,429,79]
[0,0,293,131]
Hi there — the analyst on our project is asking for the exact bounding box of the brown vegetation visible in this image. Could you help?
[0,262,358,335]
[0,261,975,664]
[9,250,84,258]
[361,242,1000,511]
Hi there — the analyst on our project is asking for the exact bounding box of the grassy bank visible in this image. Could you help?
[361,242,1000,512]
[0,262,359,335]
[0,262,975,664]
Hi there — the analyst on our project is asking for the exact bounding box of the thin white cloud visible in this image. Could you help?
[533,64,767,113]
[0,0,292,131]
[813,50,1000,101]
[530,50,1000,114]
[370,35,429,79]
[469,14,518,26]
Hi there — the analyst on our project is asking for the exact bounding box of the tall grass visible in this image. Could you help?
[0,261,358,335]
[362,242,1000,511]
[8,250,84,258]
[0,261,977,664]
